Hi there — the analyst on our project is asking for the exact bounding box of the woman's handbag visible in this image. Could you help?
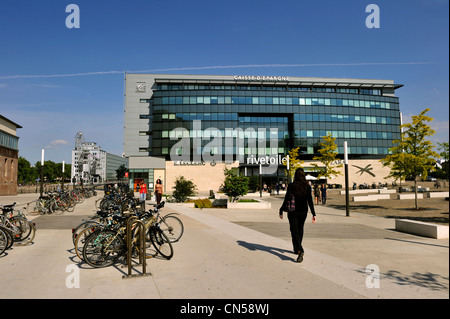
[283,194,296,213]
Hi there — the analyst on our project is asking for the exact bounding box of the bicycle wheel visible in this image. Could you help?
[0,226,13,250]
[66,198,75,212]
[159,215,184,243]
[149,226,173,260]
[35,200,46,214]
[82,230,124,268]
[10,217,36,245]
[160,215,184,243]
[74,226,98,261]
[0,228,8,255]
[72,220,101,244]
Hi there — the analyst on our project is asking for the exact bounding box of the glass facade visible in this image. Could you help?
[0,130,19,150]
[141,82,401,161]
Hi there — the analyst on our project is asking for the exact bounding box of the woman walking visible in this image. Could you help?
[139,181,147,202]
[314,184,321,205]
[279,168,317,263]
[321,184,327,205]
[154,179,163,205]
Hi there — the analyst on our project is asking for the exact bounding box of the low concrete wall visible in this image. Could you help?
[378,189,396,194]
[341,189,378,195]
[228,199,271,209]
[395,219,449,239]
[426,192,449,198]
[352,194,391,202]
[175,199,271,209]
[174,202,195,208]
[397,194,423,200]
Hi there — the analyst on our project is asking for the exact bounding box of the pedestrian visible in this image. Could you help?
[321,184,327,205]
[279,168,317,263]
[155,179,163,205]
[314,184,321,205]
[139,181,147,202]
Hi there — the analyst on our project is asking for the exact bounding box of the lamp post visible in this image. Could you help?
[259,164,262,198]
[344,141,350,217]
[61,160,65,191]
[40,149,44,197]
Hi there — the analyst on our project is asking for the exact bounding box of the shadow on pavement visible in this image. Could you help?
[237,240,296,262]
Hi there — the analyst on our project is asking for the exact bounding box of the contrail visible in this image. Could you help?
[0,70,124,79]
[0,62,432,79]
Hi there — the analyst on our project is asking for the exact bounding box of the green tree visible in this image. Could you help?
[312,132,343,180]
[435,142,449,179]
[17,156,34,184]
[172,176,197,202]
[285,147,304,182]
[222,168,249,202]
[248,175,259,193]
[380,108,440,210]
[116,164,128,182]
[36,160,60,182]
[18,157,71,184]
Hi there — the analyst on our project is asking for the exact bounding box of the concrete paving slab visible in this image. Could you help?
[0,192,448,300]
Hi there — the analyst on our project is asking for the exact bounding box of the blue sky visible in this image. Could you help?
[0,0,448,164]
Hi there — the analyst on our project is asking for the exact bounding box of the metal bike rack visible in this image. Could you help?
[122,216,152,279]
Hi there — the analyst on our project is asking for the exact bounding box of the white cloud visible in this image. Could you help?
[45,139,69,149]
[430,120,449,144]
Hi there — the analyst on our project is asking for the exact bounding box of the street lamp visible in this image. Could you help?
[61,160,65,191]
[40,149,44,197]
[344,141,350,217]
[259,164,262,198]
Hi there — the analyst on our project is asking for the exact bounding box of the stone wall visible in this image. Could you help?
[0,147,18,196]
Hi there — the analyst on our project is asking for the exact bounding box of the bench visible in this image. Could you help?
[426,192,449,198]
[395,219,449,239]
[340,189,378,195]
[397,193,423,200]
[227,199,271,209]
[352,194,391,202]
[378,189,396,194]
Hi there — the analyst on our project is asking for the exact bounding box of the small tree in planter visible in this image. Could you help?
[172,176,197,202]
[222,168,249,202]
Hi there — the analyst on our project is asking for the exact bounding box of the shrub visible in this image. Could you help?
[237,199,258,202]
[194,198,213,208]
[172,176,197,202]
[222,168,249,202]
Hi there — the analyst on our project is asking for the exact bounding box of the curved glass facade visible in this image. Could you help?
[138,79,401,161]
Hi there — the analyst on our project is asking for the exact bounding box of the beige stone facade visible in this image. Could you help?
[155,158,394,195]
[165,161,239,194]
[306,159,395,186]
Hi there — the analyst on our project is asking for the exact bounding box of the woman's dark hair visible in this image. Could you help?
[292,168,309,197]
[156,179,162,184]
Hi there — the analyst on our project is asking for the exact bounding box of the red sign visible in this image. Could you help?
[124,172,129,178]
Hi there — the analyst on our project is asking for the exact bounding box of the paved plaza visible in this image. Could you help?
[0,192,448,301]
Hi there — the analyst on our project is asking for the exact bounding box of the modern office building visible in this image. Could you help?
[0,115,22,196]
[124,73,403,193]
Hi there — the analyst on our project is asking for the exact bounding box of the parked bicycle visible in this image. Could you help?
[81,201,174,268]
[0,203,36,255]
